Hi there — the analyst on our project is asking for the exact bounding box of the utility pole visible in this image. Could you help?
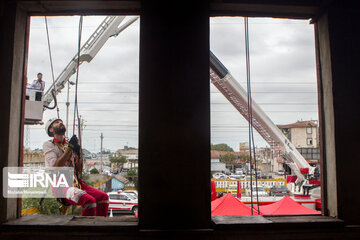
[65,81,70,138]
[65,81,75,138]
[77,115,85,146]
[100,133,104,174]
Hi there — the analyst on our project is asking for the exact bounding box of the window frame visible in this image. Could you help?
[306,127,312,134]
[0,0,349,230]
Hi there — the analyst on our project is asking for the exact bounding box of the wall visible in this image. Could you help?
[290,127,318,148]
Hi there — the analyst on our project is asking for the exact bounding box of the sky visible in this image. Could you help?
[25,16,318,153]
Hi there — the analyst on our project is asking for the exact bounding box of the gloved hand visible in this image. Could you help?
[68,135,78,148]
[68,135,81,156]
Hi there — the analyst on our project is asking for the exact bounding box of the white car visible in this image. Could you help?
[123,190,138,198]
[107,191,138,214]
[246,187,268,197]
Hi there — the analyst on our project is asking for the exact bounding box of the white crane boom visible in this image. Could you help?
[42,16,139,108]
[209,51,315,187]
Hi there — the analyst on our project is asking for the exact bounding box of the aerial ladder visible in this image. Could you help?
[25,16,139,124]
[209,51,316,195]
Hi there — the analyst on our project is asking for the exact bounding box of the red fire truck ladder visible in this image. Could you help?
[209,51,315,192]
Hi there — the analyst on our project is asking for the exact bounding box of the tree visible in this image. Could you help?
[127,169,138,189]
[220,153,237,164]
[90,168,99,174]
[110,153,128,172]
[22,198,62,215]
[239,154,250,162]
[211,143,234,152]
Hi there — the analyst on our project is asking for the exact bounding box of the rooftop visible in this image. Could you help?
[277,120,318,129]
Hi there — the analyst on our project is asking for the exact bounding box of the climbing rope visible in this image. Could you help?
[73,15,83,139]
[244,17,260,215]
[72,15,84,181]
[44,16,60,118]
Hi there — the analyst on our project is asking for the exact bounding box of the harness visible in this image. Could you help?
[50,139,81,189]
[46,138,82,213]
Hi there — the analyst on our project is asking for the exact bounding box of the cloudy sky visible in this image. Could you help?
[26,16,318,153]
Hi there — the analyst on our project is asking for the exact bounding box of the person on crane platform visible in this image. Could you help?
[31,73,45,91]
[42,118,109,216]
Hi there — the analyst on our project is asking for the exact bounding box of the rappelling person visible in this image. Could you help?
[42,118,109,216]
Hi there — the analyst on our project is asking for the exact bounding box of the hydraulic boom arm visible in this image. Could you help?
[42,16,139,109]
[209,51,315,186]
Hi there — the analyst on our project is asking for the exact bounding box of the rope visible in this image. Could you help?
[244,17,260,215]
[73,15,83,137]
[73,15,84,181]
[44,16,60,118]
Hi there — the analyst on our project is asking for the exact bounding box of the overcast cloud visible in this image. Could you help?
[26,16,318,153]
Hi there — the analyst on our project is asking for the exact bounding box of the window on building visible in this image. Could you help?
[307,138,313,145]
[306,127,312,134]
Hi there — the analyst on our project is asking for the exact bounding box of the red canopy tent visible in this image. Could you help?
[258,196,321,215]
[211,193,259,216]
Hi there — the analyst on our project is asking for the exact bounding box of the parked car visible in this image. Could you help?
[226,183,238,196]
[213,172,223,178]
[123,190,138,198]
[229,174,242,180]
[213,172,230,179]
[269,185,290,196]
[260,173,273,179]
[107,192,138,215]
[246,187,267,197]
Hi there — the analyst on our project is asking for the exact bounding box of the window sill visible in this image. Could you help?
[212,215,344,229]
[2,215,138,230]
[1,215,359,239]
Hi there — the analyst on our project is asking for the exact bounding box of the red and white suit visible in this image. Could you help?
[43,138,109,216]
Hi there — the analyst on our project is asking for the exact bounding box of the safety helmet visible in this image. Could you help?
[45,118,61,137]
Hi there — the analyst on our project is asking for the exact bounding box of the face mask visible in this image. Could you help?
[53,123,66,135]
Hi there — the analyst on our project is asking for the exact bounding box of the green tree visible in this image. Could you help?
[90,168,99,174]
[220,153,237,164]
[22,198,62,215]
[211,143,234,152]
[127,169,138,189]
[110,153,128,172]
[81,172,96,186]
[239,154,250,162]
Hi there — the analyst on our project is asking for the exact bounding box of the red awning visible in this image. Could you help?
[211,193,260,216]
[87,162,95,165]
[258,196,321,215]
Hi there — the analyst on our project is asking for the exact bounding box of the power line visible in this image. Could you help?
[75,81,315,85]
[57,102,317,105]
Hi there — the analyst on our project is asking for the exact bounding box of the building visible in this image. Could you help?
[278,120,319,148]
[1,0,360,239]
[85,158,111,173]
[116,146,139,170]
[278,120,320,166]
[22,149,45,167]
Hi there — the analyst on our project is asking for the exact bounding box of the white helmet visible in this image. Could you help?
[45,118,60,137]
